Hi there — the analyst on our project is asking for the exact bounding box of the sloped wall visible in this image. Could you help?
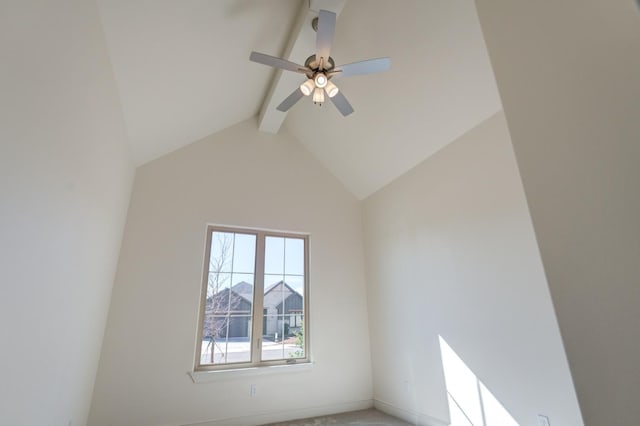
[475,2,640,424]
[363,112,583,426]
[89,118,372,425]
[0,1,134,425]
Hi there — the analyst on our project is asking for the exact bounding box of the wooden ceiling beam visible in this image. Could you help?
[257,0,346,134]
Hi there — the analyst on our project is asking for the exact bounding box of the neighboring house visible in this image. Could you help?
[263,281,304,338]
[203,283,253,339]
[204,280,303,339]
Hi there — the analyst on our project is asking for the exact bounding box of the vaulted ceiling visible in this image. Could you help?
[97,0,501,199]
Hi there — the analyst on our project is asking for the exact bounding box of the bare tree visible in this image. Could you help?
[203,232,239,363]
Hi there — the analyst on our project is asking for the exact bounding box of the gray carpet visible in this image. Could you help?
[262,408,412,425]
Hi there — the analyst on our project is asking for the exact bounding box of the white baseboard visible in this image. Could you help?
[374,399,449,426]
[183,398,374,426]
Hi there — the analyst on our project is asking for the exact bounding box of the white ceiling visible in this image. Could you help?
[98,0,501,199]
[97,0,300,165]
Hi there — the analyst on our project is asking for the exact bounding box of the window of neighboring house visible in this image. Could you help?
[195,225,309,371]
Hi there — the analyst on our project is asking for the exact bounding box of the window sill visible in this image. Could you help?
[189,361,314,383]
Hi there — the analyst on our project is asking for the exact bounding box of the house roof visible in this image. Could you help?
[216,281,302,308]
[96,0,501,199]
[228,281,253,304]
[264,280,301,297]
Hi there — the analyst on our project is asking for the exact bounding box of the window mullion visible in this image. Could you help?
[251,232,266,365]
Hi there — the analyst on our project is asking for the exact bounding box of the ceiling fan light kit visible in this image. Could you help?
[312,87,325,104]
[325,80,339,98]
[249,8,390,117]
[300,79,315,96]
[314,73,328,88]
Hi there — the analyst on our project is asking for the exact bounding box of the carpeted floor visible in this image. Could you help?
[262,408,412,425]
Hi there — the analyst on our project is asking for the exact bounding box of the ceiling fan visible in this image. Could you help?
[249,9,390,117]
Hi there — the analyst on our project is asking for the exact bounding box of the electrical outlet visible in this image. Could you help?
[537,414,550,426]
[250,384,257,397]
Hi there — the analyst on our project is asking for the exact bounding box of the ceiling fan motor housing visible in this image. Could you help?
[249,9,389,116]
[304,54,335,75]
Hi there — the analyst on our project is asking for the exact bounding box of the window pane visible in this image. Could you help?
[206,315,251,364]
[265,236,284,275]
[261,314,285,360]
[202,230,256,366]
[232,233,256,273]
[262,279,284,361]
[231,273,254,306]
[287,314,305,359]
[261,276,305,361]
[210,232,234,273]
[284,275,304,297]
[208,272,231,309]
[264,279,285,318]
[283,275,304,358]
[284,238,305,275]
[264,274,284,290]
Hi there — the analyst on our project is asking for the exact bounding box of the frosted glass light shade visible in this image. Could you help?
[313,87,325,103]
[300,79,315,96]
[325,81,339,98]
[314,73,328,88]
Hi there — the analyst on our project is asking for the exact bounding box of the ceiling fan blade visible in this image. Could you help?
[276,88,305,112]
[333,57,391,78]
[250,52,308,74]
[329,90,354,117]
[316,10,336,67]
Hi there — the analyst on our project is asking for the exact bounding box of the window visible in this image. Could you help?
[195,225,309,371]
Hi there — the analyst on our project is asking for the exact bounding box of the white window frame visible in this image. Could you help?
[194,225,310,372]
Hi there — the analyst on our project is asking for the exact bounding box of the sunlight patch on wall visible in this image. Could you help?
[439,335,519,426]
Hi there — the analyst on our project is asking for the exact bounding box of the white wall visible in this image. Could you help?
[363,112,582,426]
[0,1,134,425]
[475,2,640,425]
[88,118,373,425]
